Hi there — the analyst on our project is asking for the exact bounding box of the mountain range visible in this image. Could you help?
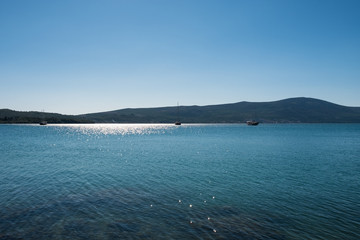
[1,98,360,124]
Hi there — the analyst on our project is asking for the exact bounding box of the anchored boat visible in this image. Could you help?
[246,120,259,126]
[175,102,181,125]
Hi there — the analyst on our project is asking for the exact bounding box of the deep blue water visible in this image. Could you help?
[0,124,359,239]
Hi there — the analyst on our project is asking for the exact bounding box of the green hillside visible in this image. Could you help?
[2,98,360,124]
[0,109,92,124]
[81,98,360,123]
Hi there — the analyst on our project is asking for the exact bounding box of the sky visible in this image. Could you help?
[1,0,359,115]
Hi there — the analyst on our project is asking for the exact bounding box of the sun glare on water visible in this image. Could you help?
[51,123,176,136]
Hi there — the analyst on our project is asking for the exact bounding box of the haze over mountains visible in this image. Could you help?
[1,98,360,124]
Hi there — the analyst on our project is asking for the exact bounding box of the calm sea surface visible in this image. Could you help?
[0,124,359,239]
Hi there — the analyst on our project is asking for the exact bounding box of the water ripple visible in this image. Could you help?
[1,124,360,239]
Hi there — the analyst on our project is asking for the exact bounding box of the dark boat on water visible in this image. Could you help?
[39,121,47,125]
[175,121,181,126]
[246,121,259,126]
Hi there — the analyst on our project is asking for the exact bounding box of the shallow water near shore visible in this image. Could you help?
[1,124,359,239]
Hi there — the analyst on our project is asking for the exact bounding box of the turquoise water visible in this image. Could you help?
[0,124,359,239]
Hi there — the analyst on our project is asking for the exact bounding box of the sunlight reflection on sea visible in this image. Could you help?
[52,123,176,135]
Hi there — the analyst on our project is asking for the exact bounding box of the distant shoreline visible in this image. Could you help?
[2,97,360,124]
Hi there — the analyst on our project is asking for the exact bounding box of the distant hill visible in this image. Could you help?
[1,98,360,124]
[81,98,360,123]
[0,109,92,124]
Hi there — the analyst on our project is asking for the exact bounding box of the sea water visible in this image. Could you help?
[0,124,359,239]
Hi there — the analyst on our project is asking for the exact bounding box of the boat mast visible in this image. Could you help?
[177,102,180,122]
[175,102,181,125]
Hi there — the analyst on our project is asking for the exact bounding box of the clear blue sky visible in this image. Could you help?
[1,0,359,114]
